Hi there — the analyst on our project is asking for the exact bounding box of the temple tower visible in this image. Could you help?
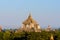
[21,13,41,32]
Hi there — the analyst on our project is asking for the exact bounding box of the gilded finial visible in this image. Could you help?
[50,34,54,40]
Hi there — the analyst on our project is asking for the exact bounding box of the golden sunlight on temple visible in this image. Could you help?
[20,13,41,32]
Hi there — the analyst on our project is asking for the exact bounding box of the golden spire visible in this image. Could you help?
[50,34,54,40]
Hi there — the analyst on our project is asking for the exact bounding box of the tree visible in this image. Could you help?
[0,32,3,40]
[3,31,11,40]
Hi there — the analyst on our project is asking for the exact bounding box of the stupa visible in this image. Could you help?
[45,25,51,31]
[21,13,41,32]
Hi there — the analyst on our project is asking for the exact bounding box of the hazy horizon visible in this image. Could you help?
[0,0,60,29]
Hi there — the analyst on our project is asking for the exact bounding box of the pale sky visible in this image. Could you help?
[0,0,60,29]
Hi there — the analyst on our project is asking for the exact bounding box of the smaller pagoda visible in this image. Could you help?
[21,13,41,32]
[45,25,51,31]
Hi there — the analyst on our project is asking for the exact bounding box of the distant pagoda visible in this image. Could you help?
[45,25,51,31]
[20,13,41,32]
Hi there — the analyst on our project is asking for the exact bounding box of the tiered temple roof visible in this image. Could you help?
[20,13,41,32]
[23,14,37,25]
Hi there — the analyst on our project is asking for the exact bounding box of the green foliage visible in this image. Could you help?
[3,31,13,40]
[14,31,25,38]
[0,30,60,40]
[0,32,4,40]
[27,32,50,40]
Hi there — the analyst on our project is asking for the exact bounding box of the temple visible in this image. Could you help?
[45,25,51,31]
[20,13,41,32]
